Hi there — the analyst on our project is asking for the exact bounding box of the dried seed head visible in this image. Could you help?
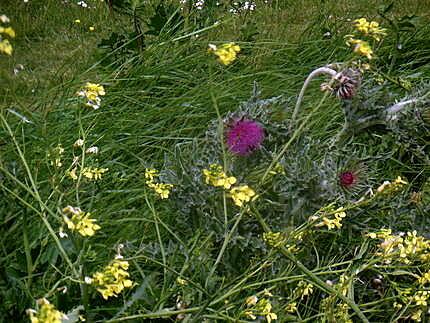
[333,68,361,100]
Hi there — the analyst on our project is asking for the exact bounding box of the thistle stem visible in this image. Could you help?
[292,66,337,125]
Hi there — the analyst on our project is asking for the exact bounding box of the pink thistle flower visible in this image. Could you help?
[226,119,265,156]
[339,171,358,188]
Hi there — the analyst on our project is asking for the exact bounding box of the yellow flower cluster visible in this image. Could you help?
[27,298,66,323]
[376,176,408,194]
[285,302,297,313]
[62,206,101,237]
[203,164,237,189]
[367,229,430,264]
[48,144,65,168]
[208,42,241,65]
[413,291,429,306]
[263,231,285,247]
[418,271,430,285]
[295,280,314,299]
[82,167,108,180]
[345,17,386,60]
[354,18,387,41]
[202,164,257,207]
[312,207,347,230]
[244,298,277,323]
[346,38,373,59]
[0,15,15,56]
[89,258,133,299]
[229,185,257,207]
[76,82,106,110]
[144,168,173,199]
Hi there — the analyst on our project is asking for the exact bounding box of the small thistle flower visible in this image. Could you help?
[339,171,358,188]
[226,119,265,156]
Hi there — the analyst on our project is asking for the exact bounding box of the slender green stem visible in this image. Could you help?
[205,210,245,288]
[145,194,168,307]
[23,209,34,289]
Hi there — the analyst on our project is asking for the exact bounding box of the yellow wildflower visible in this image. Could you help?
[74,19,81,24]
[67,167,78,180]
[411,310,422,322]
[209,42,241,66]
[263,232,285,247]
[377,176,407,194]
[229,185,256,207]
[0,39,12,55]
[203,164,237,189]
[0,26,15,38]
[414,291,429,306]
[285,302,297,313]
[245,295,258,307]
[176,277,188,286]
[76,82,105,110]
[62,205,101,237]
[27,298,66,323]
[347,38,373,59]
[144,168,173,199]
[82,167,108,180]
[89,26,95,31]
[294,281,314,299]
[90,258,133,299]
[418,271,430,285]
[147,182,173,199]
[315,207,346,230]
[354,18,387,41]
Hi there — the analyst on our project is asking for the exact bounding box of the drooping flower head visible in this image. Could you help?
[333,68,361,100]
[226,118,265,156]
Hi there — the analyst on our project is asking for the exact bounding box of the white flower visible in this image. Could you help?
[0,15,10,23]
[59,228,68,238]
[74,139,84,147]
[86,146,99,154]
[84,276,93,284]
[208,43,217,51]
[77,0,88,7]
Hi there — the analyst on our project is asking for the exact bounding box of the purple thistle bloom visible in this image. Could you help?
[226,119,265,156]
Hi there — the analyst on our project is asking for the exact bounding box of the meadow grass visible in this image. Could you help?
[1,0,430,322]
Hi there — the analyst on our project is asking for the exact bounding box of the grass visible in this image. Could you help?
[1,0,430,322]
